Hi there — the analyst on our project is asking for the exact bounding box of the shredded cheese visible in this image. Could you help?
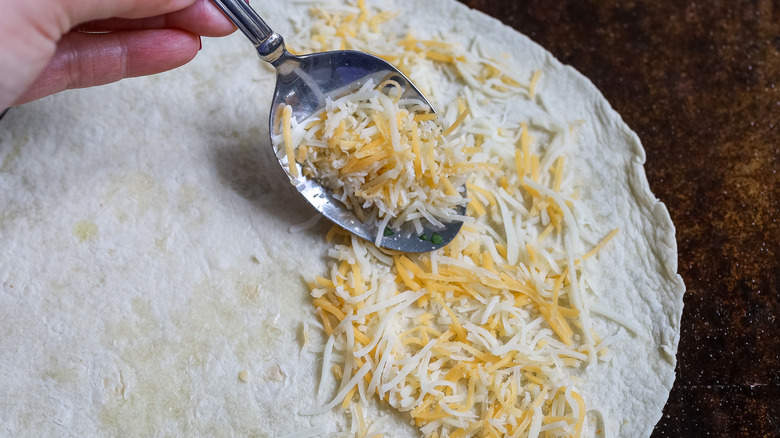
[273,79,472,241]
[295,1,623,436]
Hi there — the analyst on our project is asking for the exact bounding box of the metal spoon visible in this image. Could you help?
[212,0,465,252]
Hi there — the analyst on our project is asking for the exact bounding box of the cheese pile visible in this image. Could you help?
[274,80,470,242]
[293,1,620,436]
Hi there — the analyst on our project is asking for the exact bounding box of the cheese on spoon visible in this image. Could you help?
[273,79,471,245]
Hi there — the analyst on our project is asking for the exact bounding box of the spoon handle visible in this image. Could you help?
[211,0,286,62]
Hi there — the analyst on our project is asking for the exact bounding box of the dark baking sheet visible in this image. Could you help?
[456,1,780,436]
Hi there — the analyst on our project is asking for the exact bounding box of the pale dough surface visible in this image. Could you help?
[0,0,684,436]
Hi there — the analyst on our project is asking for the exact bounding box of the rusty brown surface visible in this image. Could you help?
[456,0,780,436]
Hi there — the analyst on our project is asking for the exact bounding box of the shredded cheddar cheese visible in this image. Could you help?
[272,80,472,243]
[294,1,625,436]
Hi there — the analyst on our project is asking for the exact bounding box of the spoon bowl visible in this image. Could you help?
[213,0,465,252]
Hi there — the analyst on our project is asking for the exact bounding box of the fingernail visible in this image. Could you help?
[198,35,203,51]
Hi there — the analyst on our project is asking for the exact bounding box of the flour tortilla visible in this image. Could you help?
[0,0,684,436]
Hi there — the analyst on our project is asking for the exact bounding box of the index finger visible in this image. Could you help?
[78,0,236,37]
[55,0,201,28]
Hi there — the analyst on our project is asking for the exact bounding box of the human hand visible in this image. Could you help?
[0,0,236,109]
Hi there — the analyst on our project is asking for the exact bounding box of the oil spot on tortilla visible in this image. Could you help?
[73,220,98,242]
[41,354,82,385]
[102,172,172,224]
[154,237,169,253]
[0,134,28,172]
